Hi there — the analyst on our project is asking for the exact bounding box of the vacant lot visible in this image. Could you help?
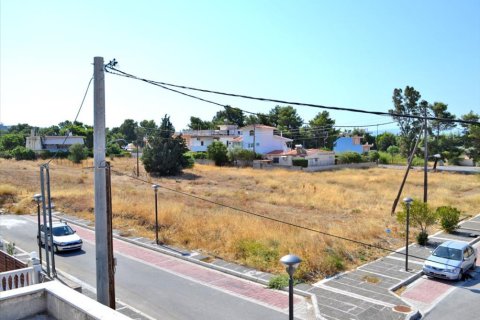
[1,158,478,281]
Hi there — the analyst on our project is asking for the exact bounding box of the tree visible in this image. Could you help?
[187,116,213,130]
[142,115,190,176]
[0,134,25,151]
[387,145,400,164]
[268,105,303,139]
[389,87,425,156]
[212,106,245,127]
[376,132,397,151]
[118,119,138,142]
[308,111,339,149]
[68,143,87,163]
[430,102,456,138]
[207,141,229,166]
[460,111,480,162]
[8,123,32,136]
[397,199,437,245]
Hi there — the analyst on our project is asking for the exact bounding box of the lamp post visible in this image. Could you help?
[280,254,302,320]
[403,197,413,271]
[152,184,160,245]
[33,194,43,263]
[433,154,441,172]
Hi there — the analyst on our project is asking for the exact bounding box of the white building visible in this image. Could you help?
[25,129,84,153]
[265,145,335,167]
[231,125,292,155]
[181,124,240,152]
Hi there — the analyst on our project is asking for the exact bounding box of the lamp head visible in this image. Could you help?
[280,254,302,276]
[152,184,160,192]
[33,194,42,203]
[403,197,413,207]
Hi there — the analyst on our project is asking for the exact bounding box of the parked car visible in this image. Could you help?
[423,240,477,280]
[37,221,82,253]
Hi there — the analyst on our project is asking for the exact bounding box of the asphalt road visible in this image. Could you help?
[0,214,289,320]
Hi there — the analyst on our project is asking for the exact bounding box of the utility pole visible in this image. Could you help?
[423,105,428,203]
[94,56,110,306]
[252,124,256,154]
[105,162,116,308]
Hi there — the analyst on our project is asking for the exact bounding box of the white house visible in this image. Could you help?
[181,124,240,152]
[231,125,292,155]
[265,145,335,167]
[25,130,84,152]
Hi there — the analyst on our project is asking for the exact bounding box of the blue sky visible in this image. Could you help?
[1,1,479,133]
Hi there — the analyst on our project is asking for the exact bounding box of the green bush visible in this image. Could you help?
[11,146,36,160]
[378,155,389,164]
[187,151,208,160]
[207,141,229,166]
[368,151,380,162]
[68,144,87,163]
[292,158,308,167]
[235,239,279,269]
[416,231,429,245]
[338,152,362,164]
[437,206,461,233]
[183,153,195,168]
[38,150,52,160]
[0,151,12,159]
[268,274,289,289]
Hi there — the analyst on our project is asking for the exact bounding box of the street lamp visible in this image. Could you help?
[403,197,413,271]
[33,194,43,263]
[433,154,441,172]
[152,184,160,245]
[280,254,302,320]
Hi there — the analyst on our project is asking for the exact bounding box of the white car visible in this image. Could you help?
[423,240,477,280]
[38,221,82,253]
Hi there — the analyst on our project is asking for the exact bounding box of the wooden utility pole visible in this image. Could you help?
[105,162,116,308]
[93,56,109,306]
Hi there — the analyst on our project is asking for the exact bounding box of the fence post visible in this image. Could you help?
[28,252,42,284]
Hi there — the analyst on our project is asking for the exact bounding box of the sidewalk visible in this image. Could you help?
[55,211,480,320]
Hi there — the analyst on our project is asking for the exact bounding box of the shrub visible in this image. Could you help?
[437,206,461,233]
[187,151,207,160]
[207,141,229,166]
[183,153,195,168]
[10,146,36,160]
[378,155,389,164]
[235,239,279,269]
[0,151,12,159]
[368,151,380,162]
[397,199,437,245]
[68,144,87,163]
[338,152,362,164]
[268,274,289,289]
[416,231,429,245]
[38,150,52,160]
[292,158,308,167]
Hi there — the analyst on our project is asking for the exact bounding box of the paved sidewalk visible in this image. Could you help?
[55,211,480,320]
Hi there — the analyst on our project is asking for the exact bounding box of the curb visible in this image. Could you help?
[55,213,324,319]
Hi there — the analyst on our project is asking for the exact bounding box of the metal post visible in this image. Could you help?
[36,200,42,263]
[155,191,159,245]
[40,166,50,277]
[136,144,140,177]
[105,161,115,308]
[288,268,294,320]
[45,166,56,277]
[424,107,428,203]
[94,56,109,306]
[405,204,410,271]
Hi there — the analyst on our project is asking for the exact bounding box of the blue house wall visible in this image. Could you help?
[333,137,363,153]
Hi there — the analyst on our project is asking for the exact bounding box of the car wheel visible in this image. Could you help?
[459,270,465,281]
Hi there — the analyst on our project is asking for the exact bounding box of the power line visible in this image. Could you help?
[105,65,479,126]
[46,76,93,164]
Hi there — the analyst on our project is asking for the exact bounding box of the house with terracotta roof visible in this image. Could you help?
[265,145,335,167]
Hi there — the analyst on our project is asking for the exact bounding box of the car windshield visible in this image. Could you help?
[52,225,75,237]
[432,246,462,261]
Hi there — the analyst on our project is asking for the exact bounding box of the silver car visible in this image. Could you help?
[38,222,83,253]
[423,240,477,280]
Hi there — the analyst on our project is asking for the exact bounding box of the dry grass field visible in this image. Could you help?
[0,157,478,281]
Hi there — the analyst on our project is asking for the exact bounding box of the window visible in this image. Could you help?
[248,143,254,148]
[200,141,204,146]
[273,157,279,163]
[249,130,254,136]
[256,142,259,146]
